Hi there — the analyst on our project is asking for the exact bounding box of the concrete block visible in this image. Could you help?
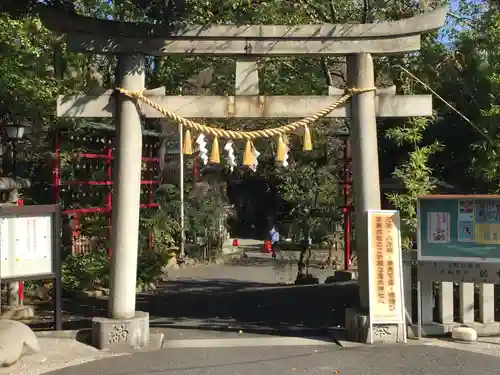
[295,275,319,285]
[452,326,477,342]
[325,271,357,283]
[1,305,35,320]
[91,311,150,350]
[408,322,500,338]
[85,289,105,298]
[0,320,40,367]
[344,308,403,344]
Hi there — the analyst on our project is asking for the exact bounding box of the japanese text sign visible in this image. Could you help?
[367,210,404,324]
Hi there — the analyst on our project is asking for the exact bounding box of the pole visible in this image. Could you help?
[179,123,185,259]
[106,142,112,257]
[16,197,24,305]
[11,140,16,177]
[53,131,61,204]
[343,138,351,270]
[147,140,154,251]
[193,151,198,181]
[52,42,62,205]
[347,53,381,309]
[108,54,145,320]
[8,140,23,306]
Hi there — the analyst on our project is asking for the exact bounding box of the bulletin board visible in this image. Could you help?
[0,204,61,280]
[417,195,500,262]
[0,204,62,330]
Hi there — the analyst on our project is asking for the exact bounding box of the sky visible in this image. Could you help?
[439,0,488,46]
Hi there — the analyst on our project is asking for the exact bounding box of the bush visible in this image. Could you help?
[136,248,173,286]
[61,247,173,292]
[61,248,109,291]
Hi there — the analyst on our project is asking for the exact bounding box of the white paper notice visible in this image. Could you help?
[14,215,52,260]
[427,212,451,243]
[0,217,9,261]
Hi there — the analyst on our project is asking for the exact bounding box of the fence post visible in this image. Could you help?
[459,283,475,324]
[421,279,434,325]
[479,284,495,324]
[439,282,454,324]
[402,251,414,324]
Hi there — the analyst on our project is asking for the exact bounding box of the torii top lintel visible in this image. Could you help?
[39,6,448,56]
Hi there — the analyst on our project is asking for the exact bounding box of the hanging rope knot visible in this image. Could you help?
[116,87,145,97]
[345,87,377,95]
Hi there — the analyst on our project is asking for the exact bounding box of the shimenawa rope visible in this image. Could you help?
[116,87,375,140]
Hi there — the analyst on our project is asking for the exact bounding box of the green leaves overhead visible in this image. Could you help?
[1,0,499,253]
[0,14,58,125]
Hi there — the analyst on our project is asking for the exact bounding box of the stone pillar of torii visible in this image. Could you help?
[40,6,447,348]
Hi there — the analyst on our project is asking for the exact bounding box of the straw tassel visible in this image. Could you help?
[183,129,193,155]
[276,135,286,162]
[210,136,220,164]
[303,125,312,151]
[243,140,253,166]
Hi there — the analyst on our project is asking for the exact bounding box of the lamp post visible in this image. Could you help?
[3,120,30,307]
[4,121,30,177]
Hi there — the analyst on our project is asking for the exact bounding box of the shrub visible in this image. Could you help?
[61,248,110,291]
[136,248,173,286]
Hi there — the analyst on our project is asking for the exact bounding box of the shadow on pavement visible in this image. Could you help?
[225,256,326,269]
[31,279,359,338]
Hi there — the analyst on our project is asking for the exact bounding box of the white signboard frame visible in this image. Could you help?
[0,205,60,280]
[367,209,407,344]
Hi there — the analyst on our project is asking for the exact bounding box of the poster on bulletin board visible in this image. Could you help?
[417,195,500,262]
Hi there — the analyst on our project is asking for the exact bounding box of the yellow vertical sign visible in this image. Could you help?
[368,211,404,323]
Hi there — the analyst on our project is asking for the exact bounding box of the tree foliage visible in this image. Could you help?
[0,0,499,278]
[386,118,443,251]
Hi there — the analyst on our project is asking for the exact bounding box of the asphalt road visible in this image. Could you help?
[44,344,500,375]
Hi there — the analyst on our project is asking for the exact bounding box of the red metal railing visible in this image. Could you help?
[52,130,160,256]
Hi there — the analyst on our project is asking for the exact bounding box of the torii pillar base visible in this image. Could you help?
[344,308,404,343]
[91,311,150,350]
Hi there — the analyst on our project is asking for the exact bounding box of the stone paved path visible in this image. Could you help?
[33,248,350,335]
[144,249,347,334]
[168,248,338,284]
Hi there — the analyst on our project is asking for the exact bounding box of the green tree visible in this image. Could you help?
[385,118,443,251]
[467,4,500,191]
[7,0,495,272]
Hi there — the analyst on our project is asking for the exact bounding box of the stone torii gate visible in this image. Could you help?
[40,6,447,348]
